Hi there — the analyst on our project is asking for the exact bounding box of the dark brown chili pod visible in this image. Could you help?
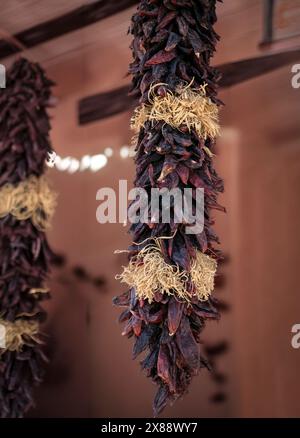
[0,58,55,418]
[114,0,224,416]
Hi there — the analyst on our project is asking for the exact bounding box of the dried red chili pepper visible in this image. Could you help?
[0,58,55,418]
[114,0,224,416]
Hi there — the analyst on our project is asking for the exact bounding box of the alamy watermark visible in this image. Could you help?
[291,324,300,349]
[0,324,6,349]
[0,64,6,88]
[96,180,204,235]
[291,64,300,89]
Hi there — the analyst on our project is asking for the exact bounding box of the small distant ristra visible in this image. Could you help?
[0,58,56,417]
[114,0,225,415]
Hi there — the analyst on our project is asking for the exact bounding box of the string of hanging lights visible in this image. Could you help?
[46,146,136,173]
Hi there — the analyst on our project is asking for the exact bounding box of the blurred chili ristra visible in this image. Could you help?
[0,58,56,417]
[114,0,224,416]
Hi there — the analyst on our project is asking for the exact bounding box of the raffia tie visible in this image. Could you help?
[131,83,220,140]
[0,318,40,352]
[0,175,57,231]
[116,241,217,303]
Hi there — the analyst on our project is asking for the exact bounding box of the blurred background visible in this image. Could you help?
[1,0,300,417]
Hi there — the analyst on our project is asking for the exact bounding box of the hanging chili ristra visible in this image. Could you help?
[114,0,224,416]
[0,58,56,417]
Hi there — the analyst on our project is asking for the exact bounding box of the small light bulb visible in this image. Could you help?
[56,156,72,171]
[68,158,80,173]
[90,154,108,172]
[80,155,91,171]
[104,147,113,157]
[120,146,129,159]
[54,155,61,167]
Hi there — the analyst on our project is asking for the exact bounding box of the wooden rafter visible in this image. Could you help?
[0,0,138,59]
[78,47,300,125]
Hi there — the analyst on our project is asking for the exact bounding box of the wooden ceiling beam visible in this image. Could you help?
[219,47,300,88]
[0,0,138,59]
[78,47,300,125]
[79,85,133,125]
